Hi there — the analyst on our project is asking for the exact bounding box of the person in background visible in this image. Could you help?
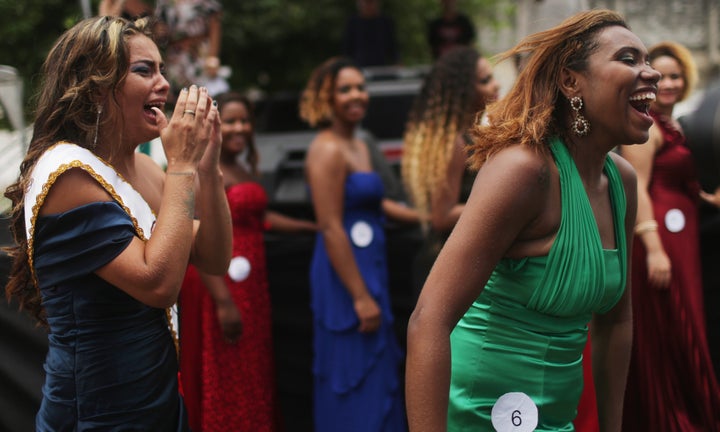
[154,0,224,103]
[427,0,476,60]
[300,56,419,432]
[99,0,153,18]
[620,40,720,432]
[401,46,499,301]
[180,91,315,432]
[406,9,661,431]
[3,16,231,430]
[343,0,399,67]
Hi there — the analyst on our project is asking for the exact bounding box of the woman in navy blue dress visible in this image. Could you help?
[300,57,420,431]
[3,16,232,431]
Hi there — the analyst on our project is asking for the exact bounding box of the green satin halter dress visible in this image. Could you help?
[448,138,627,431]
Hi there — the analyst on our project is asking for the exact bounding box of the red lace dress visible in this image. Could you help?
[622,112,720,431]
[180,181,279,432]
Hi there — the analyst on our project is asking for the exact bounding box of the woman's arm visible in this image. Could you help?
[305,137,381,333]
[265,210,317,233]
[381,198,422,224]
[620,125,670,288]
[591,153,637,432]
[430,135,468,232]
[406,146,550,431]
[198,271,242,343]
[190,96,233,275]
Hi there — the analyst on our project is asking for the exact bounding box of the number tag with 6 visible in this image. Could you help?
[490,392,538,432]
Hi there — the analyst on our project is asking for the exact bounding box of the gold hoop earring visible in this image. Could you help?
[570,96,589,137]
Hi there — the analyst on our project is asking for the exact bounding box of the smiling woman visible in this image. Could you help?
[300,56,420,431]
[3,16,232,431]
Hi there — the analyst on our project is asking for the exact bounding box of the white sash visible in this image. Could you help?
[24,142,155,242]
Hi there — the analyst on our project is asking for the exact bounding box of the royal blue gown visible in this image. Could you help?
[33,201,189,431]
[310,172,407,432]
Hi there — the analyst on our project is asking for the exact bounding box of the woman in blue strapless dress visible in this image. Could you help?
[3,16,232,431]
[300,57,421,431]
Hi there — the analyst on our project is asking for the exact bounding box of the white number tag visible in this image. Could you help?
[490,392,538,432]
[350,220,373,248]
[227,256,251,282]
[664,208,685,233]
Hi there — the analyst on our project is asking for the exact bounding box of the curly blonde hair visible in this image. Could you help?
[401,47,483,218]
[467,9,627,170]
[299,57,360,128]
[649,41,698,102]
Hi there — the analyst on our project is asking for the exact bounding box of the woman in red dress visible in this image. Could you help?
[179,92,316,431]
[620,41,720,431]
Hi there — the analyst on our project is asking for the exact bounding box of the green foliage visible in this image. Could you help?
[0,0,509,117]
[0,0,91,123]
[222,0,507,93]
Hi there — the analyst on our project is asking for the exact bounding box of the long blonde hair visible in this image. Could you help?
[401,47,483,218]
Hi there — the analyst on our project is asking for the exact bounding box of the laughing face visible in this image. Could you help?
[575,25,660,145]
[115,34,169,146]
[331,67,369,126]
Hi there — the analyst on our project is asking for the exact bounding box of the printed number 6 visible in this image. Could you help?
[512,410,522,426]
[491,392,538,432]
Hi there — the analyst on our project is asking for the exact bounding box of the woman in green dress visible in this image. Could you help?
[406,9,661,431]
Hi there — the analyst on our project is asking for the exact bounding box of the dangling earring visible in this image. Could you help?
[569,96,589,136]
[92,105,102,148]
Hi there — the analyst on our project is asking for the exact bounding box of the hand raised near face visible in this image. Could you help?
[154,85,219,170]
[197,95,223,177]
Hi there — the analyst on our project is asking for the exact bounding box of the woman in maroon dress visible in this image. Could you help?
[620,41,720,431]
[179,92,316,431]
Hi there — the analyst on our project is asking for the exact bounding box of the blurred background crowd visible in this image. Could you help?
[1,0,720,431]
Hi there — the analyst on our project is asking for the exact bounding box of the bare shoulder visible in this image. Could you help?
[306,131,342,159]
[305,131,346,175]
[470,144,556,228]
[481,144,555,195]
[462,144,558,258]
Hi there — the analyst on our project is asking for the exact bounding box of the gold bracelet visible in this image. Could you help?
[634,219,659,235]
[166,171,196,176]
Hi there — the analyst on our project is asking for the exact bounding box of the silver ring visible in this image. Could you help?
[183,109,196,116]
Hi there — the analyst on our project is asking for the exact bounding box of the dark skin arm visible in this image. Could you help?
[265,210,317,232]
[198,271,242,343]
[430,135,467,232]
[620,125,670,288]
